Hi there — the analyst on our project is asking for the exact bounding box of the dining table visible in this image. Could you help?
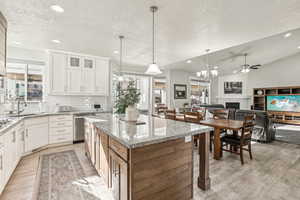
[199,119,244,160]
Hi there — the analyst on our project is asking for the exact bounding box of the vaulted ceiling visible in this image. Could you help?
[1,0,300,70]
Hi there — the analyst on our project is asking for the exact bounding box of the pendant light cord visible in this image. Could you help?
[152,7,155,64]
[119,35,124,77]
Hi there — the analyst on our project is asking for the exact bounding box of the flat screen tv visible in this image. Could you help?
[267,95,300,112]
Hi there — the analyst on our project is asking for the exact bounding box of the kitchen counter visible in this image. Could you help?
[85,113,213,148]
[0,110,108,135]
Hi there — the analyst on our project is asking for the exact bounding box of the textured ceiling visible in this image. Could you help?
[1,0,300,70]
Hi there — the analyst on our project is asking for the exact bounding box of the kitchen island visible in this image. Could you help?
[84,113,213,200]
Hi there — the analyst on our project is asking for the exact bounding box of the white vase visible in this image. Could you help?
[125,105,139,121]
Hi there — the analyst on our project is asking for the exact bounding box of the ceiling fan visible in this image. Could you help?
[239,53,261,73]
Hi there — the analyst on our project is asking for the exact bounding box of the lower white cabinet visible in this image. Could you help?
[0,134,5,194]
[49,115,73,144]
[25,117,49,152]
[0,114,75,195]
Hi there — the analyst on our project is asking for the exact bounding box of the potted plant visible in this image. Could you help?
[114,80,141,121]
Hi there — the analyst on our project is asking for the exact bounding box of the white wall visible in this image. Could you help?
[247,52,300,95]
[166,69,191,109]
[215,73,251,109]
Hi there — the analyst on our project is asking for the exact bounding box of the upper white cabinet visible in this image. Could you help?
[48,51,110,96]
[49,52,67,94]
[95,58,109,95]
[0,12,7,76]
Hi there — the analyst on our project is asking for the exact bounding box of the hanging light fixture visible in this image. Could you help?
[145,6,162,75]
[118,35,124,82]
[196,49,218,80]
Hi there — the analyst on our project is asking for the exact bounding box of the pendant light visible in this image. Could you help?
[196,49,218,80]
[118,35,124,82]
[145,6,162,75]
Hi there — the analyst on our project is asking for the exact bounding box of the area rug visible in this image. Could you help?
[34,150,106,200]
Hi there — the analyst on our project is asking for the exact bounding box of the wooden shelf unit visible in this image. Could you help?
[253,86,300,125]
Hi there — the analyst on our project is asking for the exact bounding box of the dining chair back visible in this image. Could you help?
[212,109,229,120]
[157,106,168,114]
[184,112,201,123]
[165,109,176,120]
[240,114,255,145]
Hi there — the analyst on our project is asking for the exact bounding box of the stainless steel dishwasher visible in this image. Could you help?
[74,113,96,143]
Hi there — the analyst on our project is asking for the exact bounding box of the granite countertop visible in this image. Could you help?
[85,113,213,148]
[0,110,108,135]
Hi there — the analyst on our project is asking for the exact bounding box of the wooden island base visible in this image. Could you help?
[85,121,211,200]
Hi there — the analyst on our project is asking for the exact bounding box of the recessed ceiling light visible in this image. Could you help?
[113,50,119,54]
[298,46,300,49]
[186,60,192,64]
[12,41,21,45]
[50,5,64,13]
[51,39,61,44]
[284,32,292,38]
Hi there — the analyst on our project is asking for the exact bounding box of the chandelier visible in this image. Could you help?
[196,49,218,80]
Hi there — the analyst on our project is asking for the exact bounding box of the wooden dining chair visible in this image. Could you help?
[221,114,255,165]
[192,107,206,120]
[212,109,229,120]
[157,106,168,114]
[164,109,176,120]
[184,112,201,123]
[209,109,230,151]
[184,112,202,147]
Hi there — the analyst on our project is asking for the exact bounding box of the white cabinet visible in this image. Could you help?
[49,115,73,144]
[67,68,81,93]
[95,58,109,95]
[16,122,25,159]
[49,52,67,94]
[0,12,7,76]
[82,58,95,93]
[48,51,110,96]
[0,134,5,194]
[25,117,49,152]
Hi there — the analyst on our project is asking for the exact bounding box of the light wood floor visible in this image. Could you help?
[1,141,300,200]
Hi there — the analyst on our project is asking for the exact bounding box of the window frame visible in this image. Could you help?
[5,62,44,102]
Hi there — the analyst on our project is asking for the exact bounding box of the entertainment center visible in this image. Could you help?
[253,86,300,125]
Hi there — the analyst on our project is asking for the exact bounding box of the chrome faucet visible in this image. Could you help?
[16,98,27,117]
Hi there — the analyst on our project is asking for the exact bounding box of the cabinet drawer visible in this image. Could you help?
[50,120,73,128]
[49,115,73,122]
[50,127,73,136]
[49,134,73,143]
[25,117,48,126]
[109,138,128,161]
